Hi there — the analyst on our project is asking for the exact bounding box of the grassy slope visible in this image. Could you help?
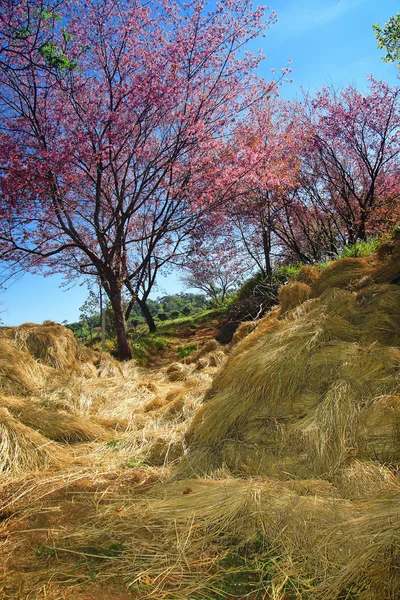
[0,237,399,600]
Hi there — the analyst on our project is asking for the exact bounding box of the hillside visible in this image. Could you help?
[0,237,399,599]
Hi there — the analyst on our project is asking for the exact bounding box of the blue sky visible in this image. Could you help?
[1,0,399,325]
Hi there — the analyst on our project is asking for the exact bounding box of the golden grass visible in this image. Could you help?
[296,264,320,285]
[183,280,400,478]
[278,281,312,314]
[231,320,258,346]
[0,338,48,395]
[27,476,399,600]
[184,339,220,364]
[0,407,67,473]
[14,322,80,370]
[311,256,375,297]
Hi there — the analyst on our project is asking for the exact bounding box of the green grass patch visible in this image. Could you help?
[157,308,223,332]
[105,438,125,450]
[121,456,147,469]
[339,238,382,258]
[178,344,198,359]
[129,332,169,365]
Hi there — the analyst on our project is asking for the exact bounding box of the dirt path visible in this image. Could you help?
[145,319,221,370]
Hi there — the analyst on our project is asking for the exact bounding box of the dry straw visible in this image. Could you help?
[182,241,400,480]
[14,322,80,370]
[0,407,67,473]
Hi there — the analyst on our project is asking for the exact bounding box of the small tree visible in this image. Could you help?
[181,232,253,305]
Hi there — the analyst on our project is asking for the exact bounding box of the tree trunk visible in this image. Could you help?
[138,297,157,333]
[262,227,272,278]
[109,284,132,360]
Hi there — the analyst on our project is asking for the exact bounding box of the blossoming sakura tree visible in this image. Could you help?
[0,0,277,358]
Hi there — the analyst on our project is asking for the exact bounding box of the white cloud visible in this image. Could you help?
[277,0,365,36]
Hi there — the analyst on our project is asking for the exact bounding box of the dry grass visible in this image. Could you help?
[0,244,399,599]
[231,320,258,346]
[0,407,68,473]
[0,338,48,395]
[17,476,396,600]
[14,322,80,370]
[296,264,320,285]
[6,402,109,442]
[183,250,400,479]
[278,281,312,314]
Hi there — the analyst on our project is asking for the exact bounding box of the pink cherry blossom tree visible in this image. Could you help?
[300,79,400,248]
[0,0,277,358]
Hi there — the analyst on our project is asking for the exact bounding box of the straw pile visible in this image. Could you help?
[14,322,81,370]
[0,407,67,473]
[1,239,399,599]
[32,476,398,599]
[182,238,400,485]
[0,338,48,395]
[278,281,312,314]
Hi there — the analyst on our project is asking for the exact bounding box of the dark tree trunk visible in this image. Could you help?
[109,284,132,360]
[138,297,157,333]
[262,227,272,278]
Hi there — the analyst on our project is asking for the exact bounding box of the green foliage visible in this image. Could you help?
[39,7,62,22]
[130,332,168,365]
[34,544,57,558]
[121,456,147,469]
[339,238,382,258]
[234,271,267,302]
[373,13,400,63]
[274,263,302,279]
[39,41,77,71]
[105,438,125,450]
[157,308,223,333]
[62,28,75,43]
[14,27,30,39]
[178,344,198,359]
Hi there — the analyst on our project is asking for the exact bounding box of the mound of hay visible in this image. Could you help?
[231,320,258,346]
[296,264,320,285]
[278,281,311,314]
[182,248,400,479]
[164,362,188,382]
[0,396,108,442]
[194,349,226,370]
[14,322,80,370]
[311,256,375,297]
[0,338,48,395]
[0,407,67,473]
[184,339,220,364]
[334,460,400,500]
[372,231,400,284]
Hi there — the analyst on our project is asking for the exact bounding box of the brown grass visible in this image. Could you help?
[278,281,312,314]
[14,322,80,370]
[296,264,320,285]
[0,407,68,473]
[183,273,400,478]
[0,338,48,396]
